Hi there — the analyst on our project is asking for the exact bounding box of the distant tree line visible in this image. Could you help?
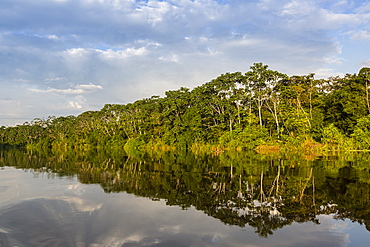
[1,63,370,151]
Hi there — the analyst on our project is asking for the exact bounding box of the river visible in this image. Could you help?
[1,148,370,246]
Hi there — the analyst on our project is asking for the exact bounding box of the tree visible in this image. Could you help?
[244,63,287,134]
[264,70,288,137]
[351,115,370,150]
[323,74,368,134]
[359,67,370,114]
[245,63,270,128]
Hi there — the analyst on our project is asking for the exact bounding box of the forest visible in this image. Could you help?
[1,62,370,153]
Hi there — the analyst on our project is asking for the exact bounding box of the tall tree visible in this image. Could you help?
[245,63,270,128]
[359,67,370,114]
[264,70,288,137]
[324,73,368,134]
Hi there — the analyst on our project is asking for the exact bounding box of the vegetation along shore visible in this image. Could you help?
[1,63,370,154]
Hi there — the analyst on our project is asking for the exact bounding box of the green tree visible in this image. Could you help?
[351,115,370,150]
[245,63,271,128]
[359,67,370,114]
[323,73,368,134]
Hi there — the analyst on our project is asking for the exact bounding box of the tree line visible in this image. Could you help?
[1,63,370,151]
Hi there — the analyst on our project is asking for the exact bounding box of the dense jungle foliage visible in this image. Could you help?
[1,63,370,152]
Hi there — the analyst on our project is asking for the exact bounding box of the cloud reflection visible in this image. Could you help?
[0,168,364,247]
[0,195,354,247]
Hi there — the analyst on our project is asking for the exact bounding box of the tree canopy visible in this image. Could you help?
[2,63,370,152]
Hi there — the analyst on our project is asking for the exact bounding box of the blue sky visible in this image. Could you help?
[1,0,369,126]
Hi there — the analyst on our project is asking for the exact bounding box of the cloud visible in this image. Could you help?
[0,0,369,125]
[75,84,103,90]
[349,30,370,41]
[357,2,370,13]
[68,102,82,109]
[314,68,345,79]
[158,53,179,62]
[28,83,103,95]
[44,77,68,82]
[64,47,148,61]
[324,56,344,65]
[0,168,357,247]
[279,1,315,17]
[30,88,85,94]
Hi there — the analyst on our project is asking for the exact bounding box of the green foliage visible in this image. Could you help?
[321,124,345,144]
[124,137,145,151]
[1,64,370,152]
[321,124,353,150]
[220,126,269,150]
[351,116,370,150]
[323,74,368,133]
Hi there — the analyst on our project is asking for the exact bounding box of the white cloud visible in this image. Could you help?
[44,77,68,82]
[332,0,350,9]
[100,47,148,59]
[64,47,148,60]
[357,2,370,13]
[324,56,344,65]
[280,1,315,17]
[314,68,345,79]
[28,83,103,95]
[158,53,179,62]
[0,0,369,125]
[273,0,367,32]
[75,84,103,90]
[65,48,91,57]
[68,101,82,109]
[46,34,59,40]
[30,88,85,94]
[137,1,174,25]
[321,11,360,27]
[349,30,370,41]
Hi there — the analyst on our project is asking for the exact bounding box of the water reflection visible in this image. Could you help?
[0,198,100,246]
[1,148,370,246]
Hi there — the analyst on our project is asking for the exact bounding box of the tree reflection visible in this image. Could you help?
[1,148,370,237]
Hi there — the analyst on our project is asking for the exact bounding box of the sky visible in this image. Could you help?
[0,0,369,126]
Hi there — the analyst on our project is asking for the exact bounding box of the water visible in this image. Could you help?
[1,148,370,246]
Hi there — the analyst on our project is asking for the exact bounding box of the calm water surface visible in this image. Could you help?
[1,148,370,247]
